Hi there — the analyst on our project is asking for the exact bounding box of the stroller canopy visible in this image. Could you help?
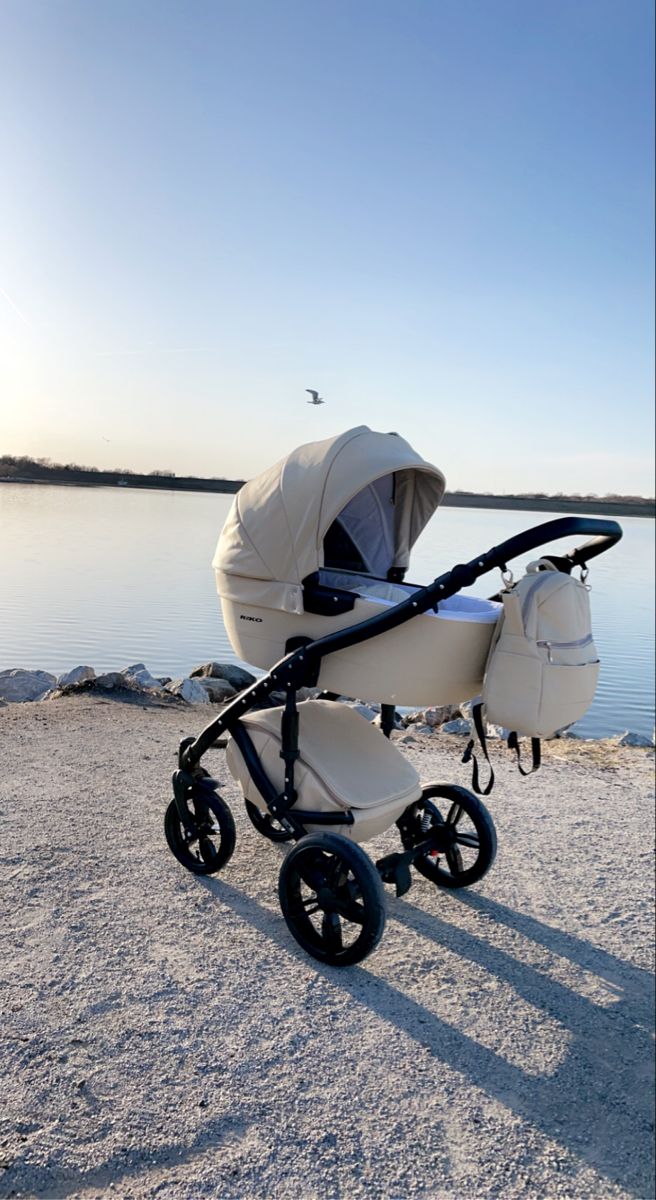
[213,426,446,614]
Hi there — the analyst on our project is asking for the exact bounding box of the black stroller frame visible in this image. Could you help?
[166,516,621,966]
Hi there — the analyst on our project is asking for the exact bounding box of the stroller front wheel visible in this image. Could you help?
[409,785,497,889]
[279,833,386,966]
[165,788,236,876]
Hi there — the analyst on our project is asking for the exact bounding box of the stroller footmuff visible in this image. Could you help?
[164,426,622,966]
[226,700,423,842]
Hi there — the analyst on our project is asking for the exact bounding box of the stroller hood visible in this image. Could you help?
[213,426,446,614]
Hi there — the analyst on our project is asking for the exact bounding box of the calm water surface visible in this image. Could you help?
[1,484,654,739]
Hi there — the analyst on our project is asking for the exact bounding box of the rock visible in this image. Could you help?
[415,724,434,736]
[156,677,172,687]
[441,718,471,736]
[95,672,125,690]
[348,703,378,722]
[190,662,256,690]
[0,669,57,703]
[121,665,166,692]
[57,665,96,688]
[372,711,404,732]
[197,678,236,703]
[403,704,460,729]
[612,730,655,748]
[165,678,212,705]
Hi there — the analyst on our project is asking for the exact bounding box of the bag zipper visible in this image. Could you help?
[537,634,594,663]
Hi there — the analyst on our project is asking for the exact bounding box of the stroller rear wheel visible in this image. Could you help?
[245,800,294,842]
[279,833,386,966]
[410,785,496,889]
[165,787,236,876]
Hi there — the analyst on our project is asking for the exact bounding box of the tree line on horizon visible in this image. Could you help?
[0,453,653,504]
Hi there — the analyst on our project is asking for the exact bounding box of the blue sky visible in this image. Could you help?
[1,0,653,494]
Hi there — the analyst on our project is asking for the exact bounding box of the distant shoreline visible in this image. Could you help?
[1,471,653,518]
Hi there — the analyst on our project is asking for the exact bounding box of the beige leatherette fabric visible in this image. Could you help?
[225,700,423,843]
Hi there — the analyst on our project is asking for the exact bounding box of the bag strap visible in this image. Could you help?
[462,702,495,795]
[507,731,542,776]
[463,708,542,792]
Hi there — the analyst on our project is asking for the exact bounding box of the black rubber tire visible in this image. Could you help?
[412,784,497,889]
[278,833,386,966]
[165,788,236,876]
[245,799,294,842]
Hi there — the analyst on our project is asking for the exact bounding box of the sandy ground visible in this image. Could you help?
[0,695,654,1200]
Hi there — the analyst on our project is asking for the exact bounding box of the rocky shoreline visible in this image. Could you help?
[1,661,653,748]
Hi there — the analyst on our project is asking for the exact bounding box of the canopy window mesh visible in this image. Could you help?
[324,476,396,576]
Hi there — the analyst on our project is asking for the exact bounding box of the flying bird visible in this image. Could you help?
[306,389,325,405]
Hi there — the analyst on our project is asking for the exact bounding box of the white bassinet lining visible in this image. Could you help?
[319,570,501,624]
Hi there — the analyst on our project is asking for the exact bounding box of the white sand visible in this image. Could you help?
[1,695,654,1200]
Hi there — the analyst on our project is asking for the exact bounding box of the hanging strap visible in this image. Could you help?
[507,731,542,776]
[462,703,495,795]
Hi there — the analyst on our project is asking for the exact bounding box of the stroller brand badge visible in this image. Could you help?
[239,614,263,623]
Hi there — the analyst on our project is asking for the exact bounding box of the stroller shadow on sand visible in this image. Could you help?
[198,873,654,1199]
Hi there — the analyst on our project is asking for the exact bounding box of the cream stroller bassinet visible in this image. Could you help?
[165,427,622,966]
[213,425,501,706]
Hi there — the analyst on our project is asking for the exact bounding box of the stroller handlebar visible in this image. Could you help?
[459,516,623,580]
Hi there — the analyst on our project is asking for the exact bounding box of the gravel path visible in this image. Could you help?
[1,696,654,1200]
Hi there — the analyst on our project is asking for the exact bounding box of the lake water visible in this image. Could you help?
[1,483,653,740]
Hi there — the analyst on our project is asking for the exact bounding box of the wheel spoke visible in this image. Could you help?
[296,861,323,892]
[199,836,218,866]
[321,912,343,952]
[454,831,479,849]
[326,854,347,889]
[334,898,366,925]
[289,896,321,916]
[446,803,464,826]
[446,846,464,875]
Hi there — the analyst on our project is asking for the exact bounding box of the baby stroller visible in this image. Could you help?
[165,427,621,966]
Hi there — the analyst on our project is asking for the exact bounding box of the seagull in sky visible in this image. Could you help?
[306,389,325,405]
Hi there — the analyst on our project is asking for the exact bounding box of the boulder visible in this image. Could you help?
[120,665,166,693]
[197,677,236,703]
[486,724,507,740]
[373,711,404,732]
[403,704,460,728]
[57,665,96,688]
[347,702,378,722]
[190,662,256,690]
[95,672,125,690]
[166,678,212,705]
[0,669,57,703]
[612,730,655,748]
[441,718,471,736]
